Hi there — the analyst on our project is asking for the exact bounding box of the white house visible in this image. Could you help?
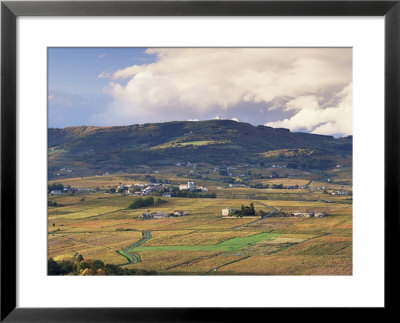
[332,190,348,196]
[222,208,235,217]
[173,210,186,216]
[291,212,314,218]
[142,212,169,219]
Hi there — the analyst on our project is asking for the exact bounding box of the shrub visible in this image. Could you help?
[48,200,62,207]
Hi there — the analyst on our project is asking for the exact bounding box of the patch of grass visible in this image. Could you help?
[153,140,229,149]
[134,233,281,252]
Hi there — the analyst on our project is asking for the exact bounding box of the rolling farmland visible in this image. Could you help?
[48,172,352,275]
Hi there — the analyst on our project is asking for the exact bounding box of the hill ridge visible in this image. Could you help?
[48,120,351,179]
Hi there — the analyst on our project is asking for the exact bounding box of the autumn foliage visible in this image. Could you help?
[48,255,157,276]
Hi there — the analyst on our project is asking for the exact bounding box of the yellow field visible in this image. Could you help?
[263,178,310,186]
[48,173,352,275]
[215,254,352,275]
[52,174,145,189]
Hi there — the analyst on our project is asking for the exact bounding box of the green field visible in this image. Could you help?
[153,140,228,149]
[132,233,280,252]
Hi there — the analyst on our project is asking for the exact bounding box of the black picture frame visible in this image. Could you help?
[1,0,399,321]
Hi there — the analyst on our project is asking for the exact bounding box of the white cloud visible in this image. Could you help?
[231,117,239,122]
[97,71,111,79]
[266,83,352,136]
[94,48,352,135]
[98,53,107,59]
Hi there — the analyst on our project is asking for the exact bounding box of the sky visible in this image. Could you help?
[48,47,352,137]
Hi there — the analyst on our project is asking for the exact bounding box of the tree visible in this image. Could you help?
[48,182,63,193]
[128,197,155,209]
[250,203,255,216]
[48,258,60,275]
[48,258,73,275]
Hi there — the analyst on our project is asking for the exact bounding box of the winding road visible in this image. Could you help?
[118,231,151,264]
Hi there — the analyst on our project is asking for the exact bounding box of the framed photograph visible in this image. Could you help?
[1,0,399,321]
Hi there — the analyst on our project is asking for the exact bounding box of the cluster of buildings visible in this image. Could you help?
[178,181,208,192]
[49,186,95,195]
[289,211,327,218]
[117,182,165,196]
[332,190,349,196]
[115,180,209,196]
[309,185,327,191]
[142,210,187,219]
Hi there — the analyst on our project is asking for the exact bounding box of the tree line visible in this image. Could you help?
[48,255,157,275]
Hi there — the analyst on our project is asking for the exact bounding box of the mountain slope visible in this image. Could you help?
[48,120,352,179]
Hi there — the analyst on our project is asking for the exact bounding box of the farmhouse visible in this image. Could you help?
[142,212,169,219]
[314,212,327,218]
[290,211,327,218]
[50,190,62,195]
[173,210,186,216]
[222,208,238,217]
[332,190,348,196]
[291,212,314,218]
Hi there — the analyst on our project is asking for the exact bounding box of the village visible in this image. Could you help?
[49,178,350,197]
[48,179,213,197]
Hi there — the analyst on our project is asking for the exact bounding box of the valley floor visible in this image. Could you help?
[48,177,352,275]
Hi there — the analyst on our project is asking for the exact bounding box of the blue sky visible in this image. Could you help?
[48,47,352,136]
[48,48,156,128]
